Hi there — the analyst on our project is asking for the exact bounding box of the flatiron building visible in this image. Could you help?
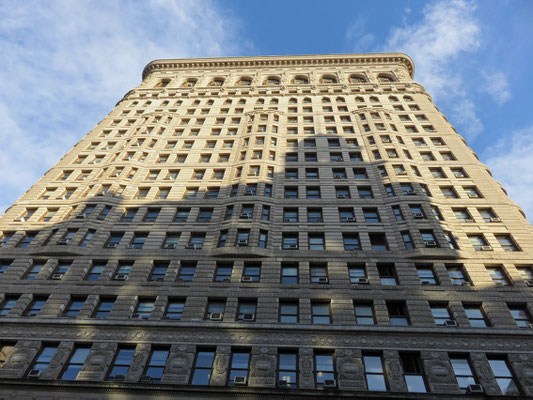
[0,53,532,398]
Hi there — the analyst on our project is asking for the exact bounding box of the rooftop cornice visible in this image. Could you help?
[142,53,415,80]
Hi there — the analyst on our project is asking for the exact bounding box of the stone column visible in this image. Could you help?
[76,342,117,381]
[249,346,276,387]
[0,340,41,378]
[161,344,195,384]
[383,350,408,392]
[41,341,74,380]
[210,345,230,386]
[420,351,461,393]
[125,343,151,382]
[336,348,365,390]
[299,347,314,389]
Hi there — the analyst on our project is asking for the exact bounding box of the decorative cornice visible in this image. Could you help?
[142,53,415,80]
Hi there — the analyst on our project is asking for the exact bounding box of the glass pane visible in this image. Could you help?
[62,365,83,380]
[70,348,90,364]
[364,356,383,373]
[315,355,334,371]
[191,369,211,385]
[279,371,297,383]
[196,352,215,368]
[367,374,387,391]
[496,377,518,394]
[116,349,135,364]
[488,360,512,377]
[110,365,129,376]
[150,350,168,366]
[405,375,427,393]
[451,359,472,376]
[279,353,297,370]
[231,352,250,369]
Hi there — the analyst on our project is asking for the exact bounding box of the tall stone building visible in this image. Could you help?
[0,53,532,399]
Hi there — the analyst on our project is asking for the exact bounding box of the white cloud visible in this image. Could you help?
[483,125,533,222]
[345,17,375,49]
[380,0,484,140]
[481,70,511,105]
[0,0,247,215]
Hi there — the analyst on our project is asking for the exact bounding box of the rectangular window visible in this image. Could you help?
[61,346,91,380]
[107,347,135,381]
[308,233,325,250]
[508,304,532,328]
[387,301,409,326]
[450,355,478,393]
[93,298,115,318]
[363,353,387,391]
[431,303,453,326]
[348,264,367,284]
[0,296,19,316]
[17,232,37,248]
[487,266,510,286]
[279,300,298,323]
[28,344,58,376]
[314,351,336,389]
[24,296,48,317]
[242,262,261,282]
[191,348,215,385]
[143,348,169,383]
[227,349,251,386]
[417,265,437,285]
[206,299,226,321]
[214,262,233,282]
[354,302,375,325]
[369,233,388,250]
[178,261,196,282]
[133,298,155,319]
[278,350,298,388]
[282,233,298,250]
[236,299,257,322]
[63,297,86,318]
[378,264,397,285]
[311,301,331,324]
[487,357,520,395]
[447,265,469,286]
[25,261,45,280]
[464,303,489,327]
[400,353,427,393]
[164,299,184,320]
[310,263,328,283]
[281,263,298,284]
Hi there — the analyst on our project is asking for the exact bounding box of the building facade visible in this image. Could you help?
[0,53,532,399]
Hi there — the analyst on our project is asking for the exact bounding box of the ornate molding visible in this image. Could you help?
[142,53,415,81]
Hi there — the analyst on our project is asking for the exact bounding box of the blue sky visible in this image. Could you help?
[0,0,532,219]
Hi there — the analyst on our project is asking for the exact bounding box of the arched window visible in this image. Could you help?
[403,95,414,101]
[322,97,331,103]
[369,96,379,102]
[256,98,265,104]
[289,98,298,104]
[155,79,171,88]
[238,98,246,105]
[270,98,279,104]
[264,76,281,85]
[182,79,197,88]
[292,75,309,84]
[349,74,367,83]
[321,75,337,84]
[336,97,345,103]
[355,96,364,103]
[237,77,252,86]
[209,78,225,87]
[388,96,399,102]
[303,97,311,103]
[377,74,395,82]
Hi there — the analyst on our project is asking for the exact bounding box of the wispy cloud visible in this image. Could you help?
[345,17,375,49]
[483,125,533,222]
[0,0,247,215]
[380,0,484,140]
[480,70,511,105]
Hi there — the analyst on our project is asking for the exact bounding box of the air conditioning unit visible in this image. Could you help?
[356,278,369,284]
[113,374,125,382]
[424,240,437,248]
[16,217,26,222]
[237,239,249,246]
[241,313,255,321]
[317,277,329,284]
[209,312,223,321]
[336,194,348,199]
[525,280,533,287]
[131,313,149,320]
[413,213,424,219]
[75,214,86,219]
[140,375,153,383]
[56,238,70,245]
[233,376,247,385]
[163,243,177,249]
[107,243,119,248]
[466,384,484,394]
[481,246,493,251]
[241,276,254,283]
[421,281,431,285]
[240,213,252,219]
[185,244,197,249]
[97,215,106,220]
[406,191,416,195]
[27,369,42,378]
[345,217,356,222]
[287,244,298,249]
[444,320,457,327]
[333,174,344,179]
[323,379,337,388]
[490,217,501,223]
[114,274,128,281]
[278,379,289,387]
[96,193,104,197]
[126,244,137,249]
[51,273,64,280]
[467,193,478,198]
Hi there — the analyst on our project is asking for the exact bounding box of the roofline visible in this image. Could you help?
[142,53,415,80]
